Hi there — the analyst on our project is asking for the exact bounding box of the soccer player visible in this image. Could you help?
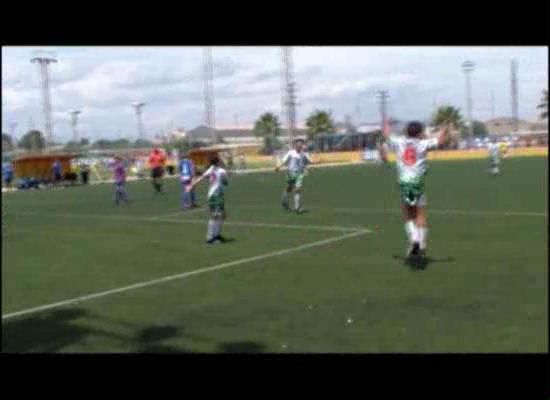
[275,138,315,214]
[381,121,450,258]
[52,159,62,187]
[148,148,166,194]
[2,161,14,189]
[488,138,501,176]
[179,153,198,209]
[189,154,229,245]
[112,156,129,205]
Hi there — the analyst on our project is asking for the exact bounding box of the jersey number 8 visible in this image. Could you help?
[403,146,417,165]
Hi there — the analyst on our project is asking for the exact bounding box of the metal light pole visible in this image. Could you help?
[462,60,475,138]
[281,47,298,150]
[69,110,81,143]
[132,102,146,141]
[511,59,519,133]
[202,47,216,144]
[9,122,18,149]
[31,51,57,148]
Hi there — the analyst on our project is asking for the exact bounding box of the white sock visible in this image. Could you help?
[207,219,216,241]
[405,221,416,243]
[418,227,427,249]
[294,193,301,210]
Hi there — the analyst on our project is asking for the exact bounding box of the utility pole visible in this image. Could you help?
[132,102,146,140]
[69,110,81,143]
[376,90,389,130]
[9,122,17,146]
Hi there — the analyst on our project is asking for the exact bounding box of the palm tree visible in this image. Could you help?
[254,112,281,137]
[253,112,282,154]
[305,110,336,140]
[537,89,548,120]
[432,105,464,129]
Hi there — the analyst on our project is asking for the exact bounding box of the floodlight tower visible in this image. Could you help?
[511,59,519,133]
[132,102,146,140]
[281,47,298,150]
[461,60,476,138]
[69,110,82,142]
[10,122,18,147]
[31,51,57,147]
[202,47,216,144]
[376,90,390,129]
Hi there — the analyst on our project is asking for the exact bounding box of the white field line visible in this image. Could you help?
[237,205,547,218]
[151,217,371,233]
[2,230,368,321]
[11,211,370,233]
[332,207,548,218]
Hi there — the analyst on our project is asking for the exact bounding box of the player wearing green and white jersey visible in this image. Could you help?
[275,139,315,213]
[383,121,450,258]
[487,139,501,176]
[190,155,229,245]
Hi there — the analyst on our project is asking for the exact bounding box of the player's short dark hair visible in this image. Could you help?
[209,154,220,166]
[295,139,305,145]
[406,121,424,138]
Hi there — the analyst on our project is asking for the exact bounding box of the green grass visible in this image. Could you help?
[1,156,547,353]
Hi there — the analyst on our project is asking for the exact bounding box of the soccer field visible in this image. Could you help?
[1,156,547,353]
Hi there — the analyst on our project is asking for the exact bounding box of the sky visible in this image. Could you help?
[2,46,548,143]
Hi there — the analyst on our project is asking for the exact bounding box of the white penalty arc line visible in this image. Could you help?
[2,230,369,321]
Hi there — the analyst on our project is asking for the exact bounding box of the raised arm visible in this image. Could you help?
[190,166,212,189]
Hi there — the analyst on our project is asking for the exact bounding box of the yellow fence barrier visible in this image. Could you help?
[244,147,547,166]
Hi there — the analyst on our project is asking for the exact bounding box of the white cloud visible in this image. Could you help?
[2,46,547,142]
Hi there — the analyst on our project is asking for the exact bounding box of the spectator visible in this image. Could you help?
[80,162,90,185]
[2,161,14,189]
[52,159,62,188]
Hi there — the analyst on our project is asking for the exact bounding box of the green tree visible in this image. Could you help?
[254,112,281,137]
[18,130,46,152]
[460,120,488,138]
[2,133,14,152]
[432,105,464,128]
[537,89,548,120]
[306,110,336,140]
[254,112,282,154]
[79,138,90,146]
[134,139,153,148]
